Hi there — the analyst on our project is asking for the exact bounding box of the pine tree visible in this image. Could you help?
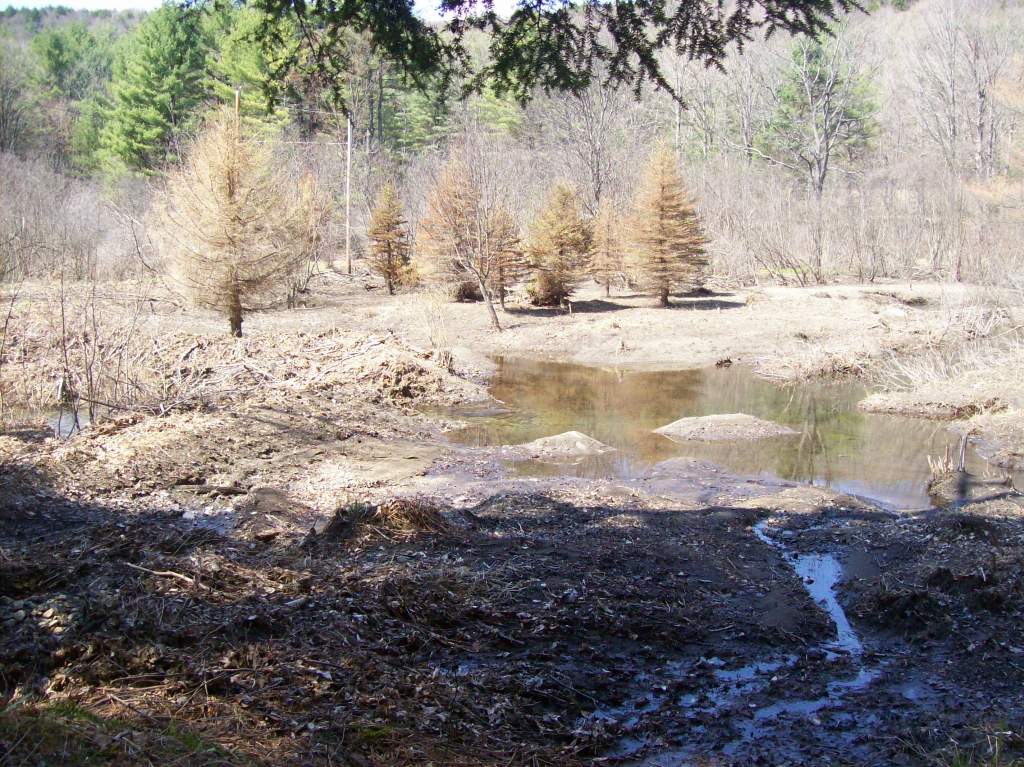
[527,183,591,306]
[153,108,326,337]
[417,155,519,331]
[591,198,625,297]
[205,8,293,132]
[628,147,709,307]
[100,5,207,173]
[367,182,410,295]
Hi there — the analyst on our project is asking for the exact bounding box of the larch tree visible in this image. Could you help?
[527,183,591,306]
[416,155,519,331]
[591,198,625,297]
[367,182,410,295]
[487,207,526,310]
[628,147,709,307]
[154,108,327,337]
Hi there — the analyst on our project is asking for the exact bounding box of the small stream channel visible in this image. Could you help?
[588,519,884,766]
[443,357,1017,509]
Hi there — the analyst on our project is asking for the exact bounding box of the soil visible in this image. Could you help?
[2,275,1023,766]
[503,431,615,459]
[654,413,799,442]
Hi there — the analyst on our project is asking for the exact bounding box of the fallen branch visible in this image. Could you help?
[125,561,209,590]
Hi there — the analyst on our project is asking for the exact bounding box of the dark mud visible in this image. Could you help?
[4,457,1023,766]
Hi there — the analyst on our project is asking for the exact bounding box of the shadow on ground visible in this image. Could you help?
[2,461,1022,766]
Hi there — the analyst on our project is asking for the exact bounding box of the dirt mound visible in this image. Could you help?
[504,430,614,460]
[654,413,798,442]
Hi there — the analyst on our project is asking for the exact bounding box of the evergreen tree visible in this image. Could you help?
[30,22,113,101]
[627,147,709,307]
[367,182,410,295]
[527,183,591,306]
[591,198,625,297]
[205,7,292,132]
[100,5,208,173]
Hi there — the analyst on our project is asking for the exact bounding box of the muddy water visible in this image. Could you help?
[444,358,1011,509]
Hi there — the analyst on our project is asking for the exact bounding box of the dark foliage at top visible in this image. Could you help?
[246,0,859,104]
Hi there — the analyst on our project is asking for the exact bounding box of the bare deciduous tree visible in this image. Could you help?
[416,152,519,331]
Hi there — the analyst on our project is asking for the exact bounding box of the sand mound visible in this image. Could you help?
[655,413,798,442]
[505,431,614,460]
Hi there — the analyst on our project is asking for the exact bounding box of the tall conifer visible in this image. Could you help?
[628,148,709,307]
[100,5,207,173]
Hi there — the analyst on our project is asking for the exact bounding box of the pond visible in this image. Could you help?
[442,357,1012,509]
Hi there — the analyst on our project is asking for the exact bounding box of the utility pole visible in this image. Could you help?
[345,115,352,276]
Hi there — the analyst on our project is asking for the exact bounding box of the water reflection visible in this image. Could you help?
[444,358,1008,509]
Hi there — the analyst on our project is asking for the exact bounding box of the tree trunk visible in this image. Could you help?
[228,285,243,338]
[478,279,502,332]
[659,286,670,307]
[605,280,611,298]
[386,276,394,295]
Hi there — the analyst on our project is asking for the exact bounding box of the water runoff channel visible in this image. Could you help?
[439,357,1015,763]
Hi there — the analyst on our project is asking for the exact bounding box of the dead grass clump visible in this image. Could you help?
[374,498,453,536]
[377,359,433,401]
[318,499,452,542]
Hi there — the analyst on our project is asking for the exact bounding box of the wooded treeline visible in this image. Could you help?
[1,0,1022,291]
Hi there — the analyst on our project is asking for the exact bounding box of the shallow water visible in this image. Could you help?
[444,357,1013,509]
[621,522,882,766]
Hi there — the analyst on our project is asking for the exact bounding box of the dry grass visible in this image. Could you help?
[874,333,1024,394]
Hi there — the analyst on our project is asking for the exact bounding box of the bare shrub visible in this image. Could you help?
[0,152,144,282]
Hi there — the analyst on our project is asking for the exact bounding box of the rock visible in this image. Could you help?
[654,413,798,442]
[12,610,26,622]
[506,431,614,460]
